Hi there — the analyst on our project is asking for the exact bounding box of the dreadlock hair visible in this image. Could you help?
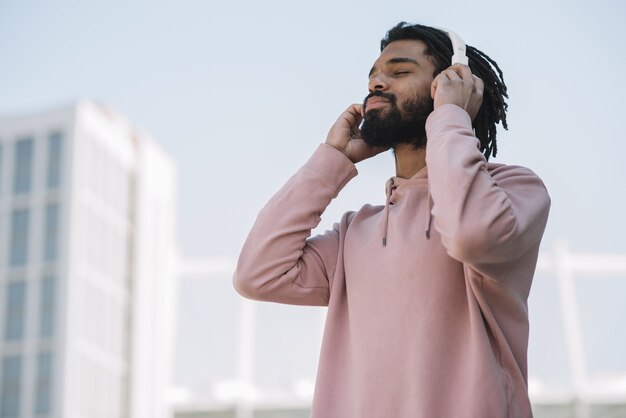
[381,22,508,160]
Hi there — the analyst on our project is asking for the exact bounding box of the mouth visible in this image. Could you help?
[365,97,390,112]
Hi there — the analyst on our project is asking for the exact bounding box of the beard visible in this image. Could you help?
[360,90,433,150]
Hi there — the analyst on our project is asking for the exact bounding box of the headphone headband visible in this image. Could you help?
[436,27,469,65]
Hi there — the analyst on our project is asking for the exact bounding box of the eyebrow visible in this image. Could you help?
[369,57,421,77]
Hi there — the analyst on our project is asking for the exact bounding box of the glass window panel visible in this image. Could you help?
[44,204,59,262]
[0,144,3,196]
[40,277,55,338]
[34,352,53,415]
[0,356,22,418]
[9,209,29,266]
[13,138,33,195]
[47,131,62,189]
[4,282,26,341]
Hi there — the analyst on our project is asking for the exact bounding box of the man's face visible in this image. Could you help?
[361,40,437,149]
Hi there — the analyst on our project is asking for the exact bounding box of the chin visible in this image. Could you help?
[364,107,389,120]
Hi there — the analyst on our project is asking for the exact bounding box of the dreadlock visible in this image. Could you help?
[381,22,508,160]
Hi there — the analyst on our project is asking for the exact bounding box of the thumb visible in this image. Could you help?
[430,78,438,100]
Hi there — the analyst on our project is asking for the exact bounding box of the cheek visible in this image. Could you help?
[415,78,434,97]
[397,79,431,101]
[397,89,428,112]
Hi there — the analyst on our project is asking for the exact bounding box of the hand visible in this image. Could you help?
[325,104,389,164]
[430,64,484,120]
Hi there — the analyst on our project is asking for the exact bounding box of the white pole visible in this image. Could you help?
[553,240,589,418]
[236,297,255,418]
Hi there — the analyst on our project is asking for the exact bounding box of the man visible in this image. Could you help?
[234,22,550,418]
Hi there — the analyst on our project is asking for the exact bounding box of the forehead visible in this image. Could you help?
[372,39,434,70]
[381,39,429,59]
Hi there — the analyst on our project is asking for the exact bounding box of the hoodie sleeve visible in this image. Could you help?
[425,104,551,269]
[233,143,357,306]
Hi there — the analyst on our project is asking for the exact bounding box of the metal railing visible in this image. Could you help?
[179,241,626,418]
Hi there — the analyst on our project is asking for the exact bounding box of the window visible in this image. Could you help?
[39,277,55,338]
[4,282,26,341]
[0,356,22,418]
[13,138,33,195]
[47,132,62,189]
[0,144,3,196]
[34,352,53,415]
[9,209,29,266]
[44,204,59,262]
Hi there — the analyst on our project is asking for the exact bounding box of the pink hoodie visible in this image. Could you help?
[234,104,550,418]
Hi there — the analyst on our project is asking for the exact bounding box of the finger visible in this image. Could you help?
[351,103,363,118]
[442,68,462,81]
[342,104,363,127]
[347,103,362,117]
[436,70,451,81]
[445,63,472,79]
[472,75,484,95]
[350,104,364,124]
[453,64,473,80]
[340,104,360,119]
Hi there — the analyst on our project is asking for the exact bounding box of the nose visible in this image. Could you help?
[368,75,389,93]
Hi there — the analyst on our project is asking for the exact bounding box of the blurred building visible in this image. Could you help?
[0,101,178,418]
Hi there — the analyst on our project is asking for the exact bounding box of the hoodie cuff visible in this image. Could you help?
[425,104,481,162]
[425,104,473,137]
[303,144,358,195]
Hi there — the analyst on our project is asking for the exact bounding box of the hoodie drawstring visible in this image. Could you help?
[381,177,433,246]
[425,187,433,239]
[382,178,395,247]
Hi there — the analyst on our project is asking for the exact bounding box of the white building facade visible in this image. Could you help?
[0,101,178,418]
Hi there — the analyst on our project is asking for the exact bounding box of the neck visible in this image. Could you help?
[394,143,426,178]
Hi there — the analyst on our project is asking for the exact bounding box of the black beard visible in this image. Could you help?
[361,91,433,149]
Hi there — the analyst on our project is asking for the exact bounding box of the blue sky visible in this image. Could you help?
[2,0,625,400]
[2,0,624,258]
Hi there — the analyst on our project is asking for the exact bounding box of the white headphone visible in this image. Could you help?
[436,27,469,65]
